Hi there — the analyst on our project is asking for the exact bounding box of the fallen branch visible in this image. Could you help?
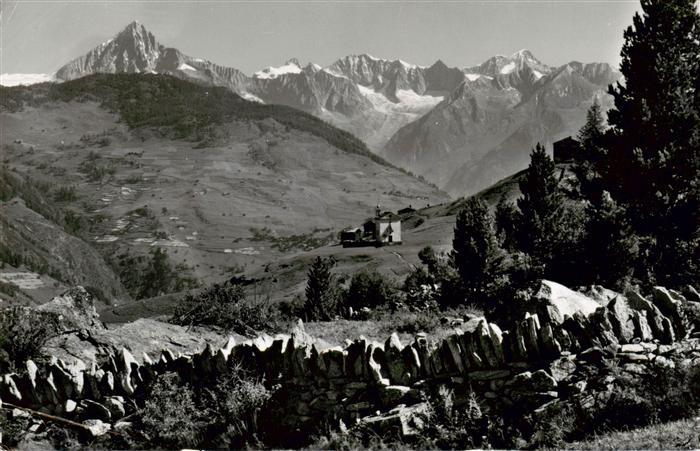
[0,402,119,436]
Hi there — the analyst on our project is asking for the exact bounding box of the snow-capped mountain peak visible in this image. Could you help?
[254,59,303,79]
[463,49,551,79]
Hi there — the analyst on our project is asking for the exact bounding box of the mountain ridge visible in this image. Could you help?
[15,21,621,197]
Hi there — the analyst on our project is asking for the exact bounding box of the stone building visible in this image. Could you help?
[340,206,402,247]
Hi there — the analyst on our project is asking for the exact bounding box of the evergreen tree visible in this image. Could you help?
[515,143,564,269]
[573,100,607,198]
[303,256,339,321]
[584,191,640,289]
[451,197,501,304]
[604,0,700,286]
[494,194,518,251]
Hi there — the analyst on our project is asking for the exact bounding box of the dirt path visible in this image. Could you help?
[382,248,416,274]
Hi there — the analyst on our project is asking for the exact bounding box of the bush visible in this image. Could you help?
[201,370,272,448]
[136,369,273,449]
[52,185,78,202]
[115,248,198,300]
[527,402,577,449]
[171,281,284,336]
[417,386,490,449]
[345,271,399,311]
[0,306,61,372]
[140,373,206,448]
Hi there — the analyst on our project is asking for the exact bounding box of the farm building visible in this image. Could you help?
[553,136,580,163]
[340,206,402,247]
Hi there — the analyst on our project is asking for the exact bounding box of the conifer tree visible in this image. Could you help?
[452,197,501,303]
[494,193,518,251]
[573,100,607,198]
[515,143,564,269]
[584,191,640,289]
[603,0,700,286]
[304,256,339,321]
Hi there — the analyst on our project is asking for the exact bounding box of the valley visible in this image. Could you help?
[0,75,447,305]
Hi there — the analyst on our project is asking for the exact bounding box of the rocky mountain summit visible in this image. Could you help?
[46,22,620,196]
[56,21,248,92]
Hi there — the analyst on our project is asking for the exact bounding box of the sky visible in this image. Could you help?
[0,0,642,75]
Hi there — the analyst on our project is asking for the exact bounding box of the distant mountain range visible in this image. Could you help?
[2,21,620,196]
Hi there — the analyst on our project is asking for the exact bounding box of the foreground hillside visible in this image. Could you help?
[0,74,447,304]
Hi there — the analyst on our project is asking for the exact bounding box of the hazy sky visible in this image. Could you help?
[1,0,641,75]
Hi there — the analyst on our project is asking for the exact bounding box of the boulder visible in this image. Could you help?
[651,286,687,337]
[632,311,654,342]
[82,419,111,437]
[607,296,636,343]
[549,357,576,382]
[1,373,23,404]
[523,314,541,359]
[539,322,562,357]
[530,369,558,391]
[104,396,126,420]
[533,280,600,323]
[379,385,413,407]
[37,286,103,331]
[578,285,623,306]
[443,333,466,373]
[578,347,606,365]
[361,402,429,437]
[322,347,346,379]
[626,291,671,342]
[476,320,500,367]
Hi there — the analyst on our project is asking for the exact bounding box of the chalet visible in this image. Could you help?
[340,206,402,247]
[553,136,580,163]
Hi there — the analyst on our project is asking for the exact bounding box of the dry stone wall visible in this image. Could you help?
[2,284,700,440]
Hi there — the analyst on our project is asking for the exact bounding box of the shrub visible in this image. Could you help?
[171,281,283,336]
[527,402,577,448]
[201,370,272,448]
[52,185,78,202]
[404,246,464,309]
[345,271,399,311]
[140,373,206,448]
[417,386,489,450]
[136,369,273,449]
[63,210,84,235]
[115,248,198,300]
[402,266,440,311]
[0,306,61,372]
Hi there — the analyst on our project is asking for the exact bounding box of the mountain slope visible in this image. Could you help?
[1,74,448,292]
[0,170,129,305]
[384,53,619,195]
[48,22,620,196]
